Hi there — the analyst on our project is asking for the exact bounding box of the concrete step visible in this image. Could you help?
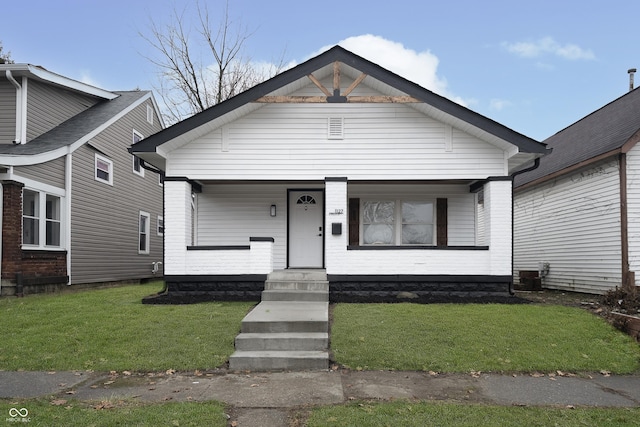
[240,302,328,333]
[261,289,328,302]
[264,280,329,292]
[229,350,329,371]
[267,269,327,282]
[235,332,328,351]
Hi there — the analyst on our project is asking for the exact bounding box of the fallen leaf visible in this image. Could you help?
[50,399,67,406]
[103,380,114,385]
[231,421,238,427]
[123,371,132,376]
[566,405,575,409]
[65,390,76,395]
[600,370,611,377]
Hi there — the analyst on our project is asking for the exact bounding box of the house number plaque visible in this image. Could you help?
[329,209,344,215]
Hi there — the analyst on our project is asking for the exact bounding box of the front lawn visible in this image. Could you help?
[0,399,228,427]
[305,401,640,427]
[331,303,640,373]
[0,283,254,371]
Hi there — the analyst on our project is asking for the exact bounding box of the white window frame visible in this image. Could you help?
[22,188,64,249]
[157,215,164,236]
[132,130,144,177]
[360,199,435,246]
[95,154,113,185]
[139,211,150,254]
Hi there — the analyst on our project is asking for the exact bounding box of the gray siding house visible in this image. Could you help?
[0,64,165,295]
[514,85,640,294]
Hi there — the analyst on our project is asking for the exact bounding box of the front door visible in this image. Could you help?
[288,190,324,268]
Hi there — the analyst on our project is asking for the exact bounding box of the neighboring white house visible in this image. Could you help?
[514,85,640,294]
[131,45,548,303]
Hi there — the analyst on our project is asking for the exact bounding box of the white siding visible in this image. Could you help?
[167,80,505,181]
[514,159,622,293]
[197,183,304,270]
[625,145,640,285]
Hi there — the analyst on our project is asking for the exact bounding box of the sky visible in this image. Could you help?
[2,0,637,141]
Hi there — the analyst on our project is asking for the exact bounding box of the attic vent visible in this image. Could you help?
[328,117,344,139]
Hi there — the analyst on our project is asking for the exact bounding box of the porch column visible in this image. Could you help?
[164,180,192,275]
[325,177,348,274]
[484,178,513,275]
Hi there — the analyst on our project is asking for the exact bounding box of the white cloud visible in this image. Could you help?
[79,70,102,88]
[502,37,595,60]
[311,35,467,106]
[489,98,513,111]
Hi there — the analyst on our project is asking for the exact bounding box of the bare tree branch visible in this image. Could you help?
[139,0,285,124]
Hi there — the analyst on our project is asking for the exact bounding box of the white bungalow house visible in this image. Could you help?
[514,85,640,294]
[131,46,548,303]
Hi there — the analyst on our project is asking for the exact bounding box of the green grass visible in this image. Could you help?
[331,303,640,373]
[306,400,640,427]
[0,399,228,426]
[0,283,254,371]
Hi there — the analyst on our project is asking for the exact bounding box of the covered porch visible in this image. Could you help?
[150,176,513,303]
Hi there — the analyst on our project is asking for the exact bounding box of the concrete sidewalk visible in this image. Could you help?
[1,370,639,426]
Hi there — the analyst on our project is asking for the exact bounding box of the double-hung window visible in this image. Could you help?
[23,189,62,248]
[95,154,113,185]
[362,200,434,245]
[139,211,150,254]
[132,130,144,177]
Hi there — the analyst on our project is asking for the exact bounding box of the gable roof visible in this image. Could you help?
[514,86,640,189]
[0,91,152,166]
[1,63,118,100]
[131,45,547,170]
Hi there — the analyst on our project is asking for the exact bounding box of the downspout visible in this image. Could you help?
[65,152,73,285]
[509,157,541,295]
[5,70,24,144]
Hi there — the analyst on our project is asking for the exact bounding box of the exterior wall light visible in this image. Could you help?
[270,204,277,217]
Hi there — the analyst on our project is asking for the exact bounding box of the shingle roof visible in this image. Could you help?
[0,91,148,156]
[514,86,640,188]
[131,45,546,156]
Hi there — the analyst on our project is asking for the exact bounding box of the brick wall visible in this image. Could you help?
[1,181,68,293]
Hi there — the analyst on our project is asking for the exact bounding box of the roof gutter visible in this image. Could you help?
[5,70,25,144]
[509,157,541,295]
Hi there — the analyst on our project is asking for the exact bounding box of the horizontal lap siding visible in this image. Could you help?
[26,80,98,141]
[626,146,640,285]
[16,157,66,188]
[70,100,164,284]
[168,79,505,180]
[197,183,296,270]
[0,80,16,144]
[514,159,622,293]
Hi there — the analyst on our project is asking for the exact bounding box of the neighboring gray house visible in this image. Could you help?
[0,64,165,295]
[131,46,548,303]
[514,85,640,294]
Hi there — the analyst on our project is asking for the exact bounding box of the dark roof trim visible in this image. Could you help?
[469,175,513,193]
[514,148,621,192]
[133,46,545,154]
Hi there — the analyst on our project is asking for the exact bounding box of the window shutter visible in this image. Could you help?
[348,198,360,245]
[437,198,448,246]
